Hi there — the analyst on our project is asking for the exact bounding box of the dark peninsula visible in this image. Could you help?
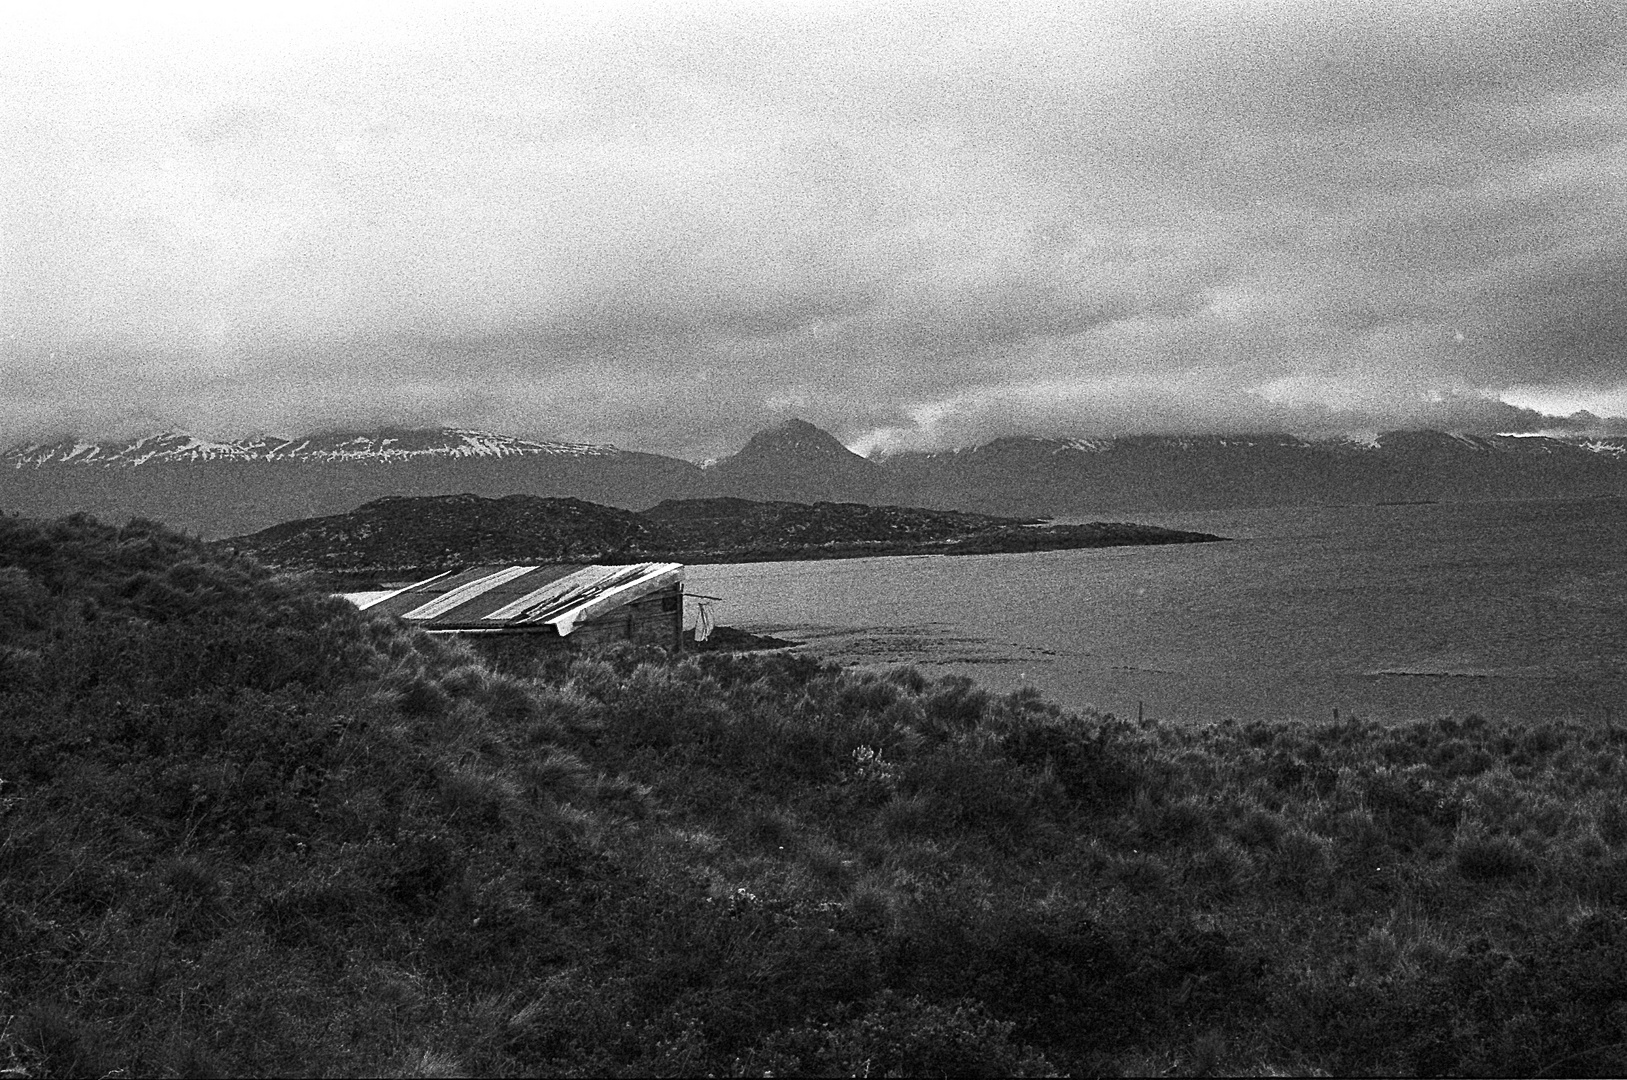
[221,492,1223,588]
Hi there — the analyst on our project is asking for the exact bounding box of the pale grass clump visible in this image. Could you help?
[478,672,538,725]
[436,662,491,699]
[799,836,857,883]
[523,682,600,735]
[842,877,898,933]
[437,762,524,826]
[1186,837,1256,898]
[389,1047,466,1078]
[1108,849,1171,892]
[532,797,600,844]
[876,794,934,839]
[1452,825,1533,881]
[1272,828,1333,894]
[519,748,593,801]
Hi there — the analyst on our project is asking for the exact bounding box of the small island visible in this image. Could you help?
[221,492,1224,588]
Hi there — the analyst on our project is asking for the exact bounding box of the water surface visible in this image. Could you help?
[686,498,1627,726]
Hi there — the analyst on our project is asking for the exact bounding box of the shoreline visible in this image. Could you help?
[296,524,1226,590]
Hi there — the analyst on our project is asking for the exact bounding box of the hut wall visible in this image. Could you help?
[569,585,683,649]
[456,584,683,668]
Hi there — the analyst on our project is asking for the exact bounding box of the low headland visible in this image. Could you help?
[222,493,1223,589]
[5,513,1627,1075]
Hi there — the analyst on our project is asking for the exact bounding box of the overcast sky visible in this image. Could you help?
[4,0,1626,458]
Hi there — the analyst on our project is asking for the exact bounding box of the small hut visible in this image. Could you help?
[343,562,685,653]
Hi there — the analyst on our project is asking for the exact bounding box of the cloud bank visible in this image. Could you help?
[4,0,1626,458]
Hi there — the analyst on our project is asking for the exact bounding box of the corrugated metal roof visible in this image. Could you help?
[343,562,683,636]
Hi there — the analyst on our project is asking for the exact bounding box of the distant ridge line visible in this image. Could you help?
[5,418,1627,539]
[1,427,619,468]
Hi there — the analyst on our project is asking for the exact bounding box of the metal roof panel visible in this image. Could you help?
[342,561,684,636]
[365,565,509,619]
[402,565,539,620]
[429,564,586,626]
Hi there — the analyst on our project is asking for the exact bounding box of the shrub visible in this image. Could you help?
[744,807,795,851]
[750,992,1058,1077]
[1187,839,1254,898]
[1108,851,1170,892]
[1599,801,1627,848]
[878,794,934,838]
[520,749,593,801]
[396,674,451,718]
[1234,807,1287,849]
[910,748,1032,833]
[439,765,520,827]
[1151,796,1213,846]
[837,675,902,717]
[0,565,50,638]
[11,1002,109,1079]
[1455,832,1531,880]
[923,676,990,732]
[482,674,539,725]
[1273,829,1331,895]
[886,665,929,695]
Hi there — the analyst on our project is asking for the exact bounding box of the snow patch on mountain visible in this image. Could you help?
[1052,438,1113,454]
[274,429,616,462]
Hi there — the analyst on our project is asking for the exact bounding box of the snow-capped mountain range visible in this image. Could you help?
[3,419,1627,538]
[2,428,615,468]
[937,430,1627,458]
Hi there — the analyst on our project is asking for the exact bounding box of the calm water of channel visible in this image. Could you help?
[685,497,1627,727]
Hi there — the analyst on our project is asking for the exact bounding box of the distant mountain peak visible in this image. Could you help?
[734,418,869,461]
[708,418,881,501]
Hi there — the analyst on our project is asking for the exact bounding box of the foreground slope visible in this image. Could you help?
[6,513,1627,1075]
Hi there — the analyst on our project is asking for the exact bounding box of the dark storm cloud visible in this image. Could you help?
[3,1,1625,457]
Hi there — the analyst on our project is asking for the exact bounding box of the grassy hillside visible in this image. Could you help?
[5,514,1627,1076]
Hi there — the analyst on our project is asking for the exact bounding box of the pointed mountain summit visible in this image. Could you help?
[708,418,883,503]
[735,417,860,455]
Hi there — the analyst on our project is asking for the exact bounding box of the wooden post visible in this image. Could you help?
[675,585,684,652]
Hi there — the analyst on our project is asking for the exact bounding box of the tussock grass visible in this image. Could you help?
[5,512,1627,1075]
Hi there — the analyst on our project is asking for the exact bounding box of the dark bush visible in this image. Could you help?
[1455,833,1532,880]
[13,1002,109,1078]
[750,992,1056,1077]
[837,674,902,717]
[1600,801,1627,848]
[395,674,451,718]
[0,565,50,639]
[923,676,990,732]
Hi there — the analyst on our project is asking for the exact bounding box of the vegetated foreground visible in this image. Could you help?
[223,492,1222,587]
[5,514,1627,1077]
